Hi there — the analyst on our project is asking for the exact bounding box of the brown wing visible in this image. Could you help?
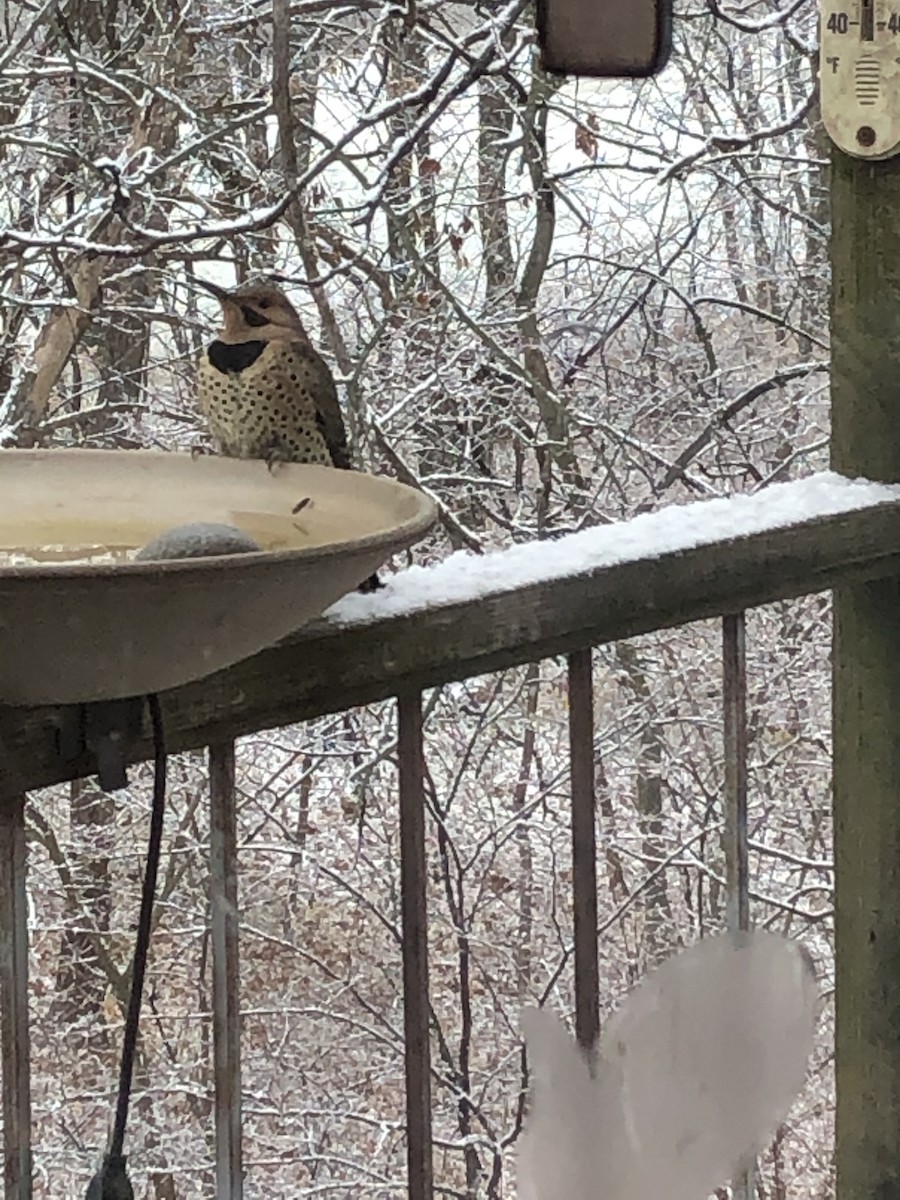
[297,342,352,470]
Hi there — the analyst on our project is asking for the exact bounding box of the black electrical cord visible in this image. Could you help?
[86,693,167,1200]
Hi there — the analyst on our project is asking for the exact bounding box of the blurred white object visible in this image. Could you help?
[519,931,818,1200]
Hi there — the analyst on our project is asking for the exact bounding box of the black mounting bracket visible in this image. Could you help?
[57,698,145,793]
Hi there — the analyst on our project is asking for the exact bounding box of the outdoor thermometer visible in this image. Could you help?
[820,0,900,157]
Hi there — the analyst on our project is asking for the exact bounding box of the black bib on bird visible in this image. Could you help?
[207,339,266,374]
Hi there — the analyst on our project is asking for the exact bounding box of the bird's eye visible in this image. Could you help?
[259,300,270,309]
[242,306,269,328]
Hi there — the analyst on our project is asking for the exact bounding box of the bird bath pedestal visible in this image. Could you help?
[0,449,436,1199]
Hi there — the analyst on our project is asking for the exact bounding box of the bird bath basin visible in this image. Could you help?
[0,450,436,705]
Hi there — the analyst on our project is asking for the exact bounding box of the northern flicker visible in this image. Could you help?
[195,279,352,468]
[195,278,381,590]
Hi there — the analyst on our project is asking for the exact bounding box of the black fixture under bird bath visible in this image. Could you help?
[0,448,435,1198]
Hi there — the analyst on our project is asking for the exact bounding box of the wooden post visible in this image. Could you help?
[0,793,32,1199]
[209,742,243,1200]
[831,152,900,1200]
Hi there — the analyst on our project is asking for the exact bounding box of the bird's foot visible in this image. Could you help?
[191,444,215,460]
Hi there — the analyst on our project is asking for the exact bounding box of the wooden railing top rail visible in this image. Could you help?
[3,475,900,797]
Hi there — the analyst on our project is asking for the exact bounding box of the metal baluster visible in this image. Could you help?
[723,613,753,1200]
[0,792,32,1200]
[398,693,433,1200]
[209,742,242,1200]
[568,650,600,1053]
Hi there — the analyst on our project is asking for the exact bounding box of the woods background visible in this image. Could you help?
[0,0,833,1195]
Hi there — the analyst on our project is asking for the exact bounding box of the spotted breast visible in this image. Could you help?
[197,337,352,468]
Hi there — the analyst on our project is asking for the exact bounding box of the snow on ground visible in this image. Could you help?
[327,473,900,627]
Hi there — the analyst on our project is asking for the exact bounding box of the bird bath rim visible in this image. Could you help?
[0,517,431,580]
[0,449,435,579]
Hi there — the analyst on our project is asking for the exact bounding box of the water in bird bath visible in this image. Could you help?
[0,504,321,567]
[0,448,432,589]
[0,544,134,567]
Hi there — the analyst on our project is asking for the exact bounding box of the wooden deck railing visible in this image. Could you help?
[2,486,900,1198]
[4,490,900,798]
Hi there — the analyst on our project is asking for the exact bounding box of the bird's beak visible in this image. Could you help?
[193,277,230,303]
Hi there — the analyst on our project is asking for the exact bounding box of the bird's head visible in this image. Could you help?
[196,278,309,344]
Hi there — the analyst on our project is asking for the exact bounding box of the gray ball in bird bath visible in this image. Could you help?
[135,522,262,561]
